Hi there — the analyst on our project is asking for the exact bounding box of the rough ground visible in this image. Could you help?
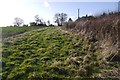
[2,27,120,79]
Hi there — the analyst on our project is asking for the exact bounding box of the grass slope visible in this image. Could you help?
[2,27,119,79]
[2,26,47,38]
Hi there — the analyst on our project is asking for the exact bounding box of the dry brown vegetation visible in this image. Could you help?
[65,12,120,62]
[64,12,120,78]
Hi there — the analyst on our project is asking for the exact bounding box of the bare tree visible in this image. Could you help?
[34,15,42,25]
[54,13,61,26]
[54,13,67,26]
[60,13,67,25]
[47,20,50,26]
[13,17,24,26]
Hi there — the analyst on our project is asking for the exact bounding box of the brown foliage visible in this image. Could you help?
[65,12,120,61]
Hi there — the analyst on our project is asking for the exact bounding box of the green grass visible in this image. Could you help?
[2,27,118,79]
[2,27,101,79]
[2,26,47,38]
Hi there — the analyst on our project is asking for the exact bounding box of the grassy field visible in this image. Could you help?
[2,27,119,79]
[2,26,48,38]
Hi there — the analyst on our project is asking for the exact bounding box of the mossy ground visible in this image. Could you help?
[2,27,119,80]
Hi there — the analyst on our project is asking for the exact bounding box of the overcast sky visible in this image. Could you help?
[0,0,119,27]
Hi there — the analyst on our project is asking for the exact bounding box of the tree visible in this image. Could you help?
[54,13,67,26]
[47,20,50,26]
[13,17,24,26]
[68,18,73,22]
[54,13,61,26]
[34,15,42,25]
[34,15,46,26]
[60,13,67,25]
[64,18,73,29]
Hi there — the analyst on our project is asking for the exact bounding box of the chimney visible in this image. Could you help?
[78,8,80,19]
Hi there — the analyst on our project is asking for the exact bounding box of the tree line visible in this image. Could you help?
[13,13,68,27]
